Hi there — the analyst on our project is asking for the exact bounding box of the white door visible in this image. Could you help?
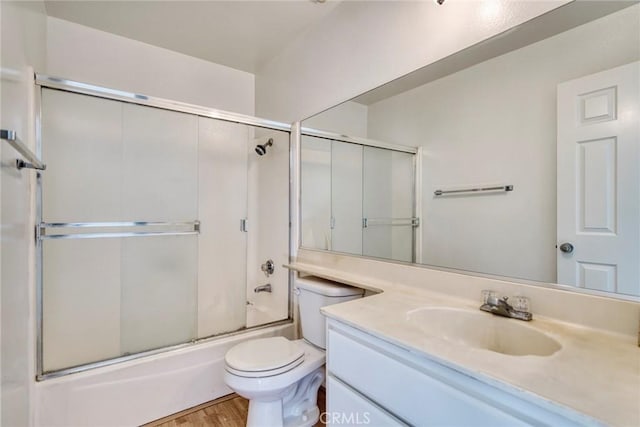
[557,61,639,296]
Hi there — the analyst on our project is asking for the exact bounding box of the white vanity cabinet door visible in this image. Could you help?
[327,376,406,426]
[327,320,589,427]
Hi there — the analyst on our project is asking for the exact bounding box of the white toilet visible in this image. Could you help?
[224,277,364,427]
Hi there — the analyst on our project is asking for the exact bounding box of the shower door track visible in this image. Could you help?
[34,74,294,380]
[36,319,292,381]
[35,75,292,132]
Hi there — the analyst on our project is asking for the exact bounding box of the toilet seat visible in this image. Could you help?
[225,337,305,378]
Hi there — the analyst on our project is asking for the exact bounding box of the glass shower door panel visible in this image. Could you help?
[43,239,121,372]
[120,235,198,354]
[363,147,414,262]
[301,135,332,250]
[197,117,248,338]
[121,104,198,221]
[120,104,199,353]
[331,141,363,255]
[41,88,123,222]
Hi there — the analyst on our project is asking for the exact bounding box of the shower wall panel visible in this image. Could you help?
[246,130,291,327]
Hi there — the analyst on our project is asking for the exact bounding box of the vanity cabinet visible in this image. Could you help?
[326,319,592,427]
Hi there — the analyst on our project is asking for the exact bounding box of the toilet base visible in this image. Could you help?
[243,367,324,427]
[247,399,285,427]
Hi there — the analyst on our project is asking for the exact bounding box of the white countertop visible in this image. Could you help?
[286,262,640,427]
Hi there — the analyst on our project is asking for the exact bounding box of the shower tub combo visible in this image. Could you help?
[32,75,294,425]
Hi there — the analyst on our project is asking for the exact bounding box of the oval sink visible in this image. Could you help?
[406,307,561,357]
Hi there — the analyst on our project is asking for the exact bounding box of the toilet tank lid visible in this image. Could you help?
[295,276,364,297]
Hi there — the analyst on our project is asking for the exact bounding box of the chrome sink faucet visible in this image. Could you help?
[480,291,532,321]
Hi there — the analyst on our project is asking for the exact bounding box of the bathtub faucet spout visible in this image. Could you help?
[254,284,272,293]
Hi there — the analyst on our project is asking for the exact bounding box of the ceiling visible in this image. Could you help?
[44,0,341,73]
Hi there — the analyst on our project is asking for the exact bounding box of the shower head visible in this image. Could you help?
[255,138,273,156]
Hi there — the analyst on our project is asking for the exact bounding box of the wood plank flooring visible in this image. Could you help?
[145,388,326,427]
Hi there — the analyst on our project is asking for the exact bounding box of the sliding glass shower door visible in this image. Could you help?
[39,87,288,374]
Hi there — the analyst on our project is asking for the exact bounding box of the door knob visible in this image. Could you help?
[559,243,574,253]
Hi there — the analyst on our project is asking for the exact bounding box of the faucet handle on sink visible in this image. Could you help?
[511,295,531,313]
[481,289,497,305]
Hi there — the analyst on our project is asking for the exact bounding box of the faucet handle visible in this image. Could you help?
[481,290,497,305]
[511,295,531,313]
[261,259,275,277]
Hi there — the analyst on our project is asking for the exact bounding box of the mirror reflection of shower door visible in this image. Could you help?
[300,135,332,250]
[331,141,363,255]
[301,136,417,262]
[362,146,416,263]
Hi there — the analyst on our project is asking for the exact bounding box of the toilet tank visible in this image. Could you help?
[295,276,364,349]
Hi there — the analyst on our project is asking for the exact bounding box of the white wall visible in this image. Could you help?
[256,0,570,122]
[0,1,47,425]
[366,5,640,283]
[303,101,368,137]
[46,17,255,115]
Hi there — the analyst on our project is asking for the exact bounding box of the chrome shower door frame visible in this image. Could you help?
[34,75,293,380]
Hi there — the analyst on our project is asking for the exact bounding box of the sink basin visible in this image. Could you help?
[406,307,561,357]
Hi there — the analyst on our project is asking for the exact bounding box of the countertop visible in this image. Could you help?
[286,262,640,426]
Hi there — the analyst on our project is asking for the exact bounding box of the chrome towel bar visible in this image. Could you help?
[434,185,513,196]
[1,129,47,171]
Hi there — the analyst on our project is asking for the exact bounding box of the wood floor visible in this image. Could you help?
[145,388,326,427]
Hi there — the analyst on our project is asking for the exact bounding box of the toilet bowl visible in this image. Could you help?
[223,277,364,427]
[224,337,325,427]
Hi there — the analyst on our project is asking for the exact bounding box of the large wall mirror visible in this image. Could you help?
[300,1,640,299]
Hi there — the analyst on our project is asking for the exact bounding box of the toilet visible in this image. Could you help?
[223,277,364,427]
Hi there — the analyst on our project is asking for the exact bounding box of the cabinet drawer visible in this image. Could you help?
[327,375,406,426]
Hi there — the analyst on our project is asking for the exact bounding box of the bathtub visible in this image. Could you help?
[34,322,294,426]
